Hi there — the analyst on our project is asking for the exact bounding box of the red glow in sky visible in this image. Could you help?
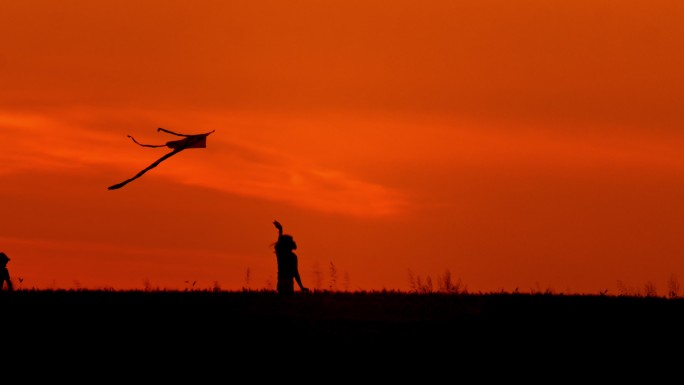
[2,0,684,294]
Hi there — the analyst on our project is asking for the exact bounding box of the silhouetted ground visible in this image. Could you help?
[2,289,682,376]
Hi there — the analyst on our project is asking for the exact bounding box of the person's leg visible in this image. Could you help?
[1,269,11,291]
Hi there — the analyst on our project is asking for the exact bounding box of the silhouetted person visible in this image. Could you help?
[0,252,12,292]
[273,220,309,295]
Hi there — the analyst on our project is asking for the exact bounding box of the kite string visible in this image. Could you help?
[127,135,166,148]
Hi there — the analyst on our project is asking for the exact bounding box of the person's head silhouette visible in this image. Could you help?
[0,252,8,267]
[277,234,297,252]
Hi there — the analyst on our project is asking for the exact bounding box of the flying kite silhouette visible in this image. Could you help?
[108,128,215,190]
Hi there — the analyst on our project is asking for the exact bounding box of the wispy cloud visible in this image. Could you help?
[0,109,410,218]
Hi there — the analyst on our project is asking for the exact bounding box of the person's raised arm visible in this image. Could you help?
[273,220,283,237]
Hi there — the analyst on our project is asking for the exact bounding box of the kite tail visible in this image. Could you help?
[108,148,182,190]
[128,135,167,148]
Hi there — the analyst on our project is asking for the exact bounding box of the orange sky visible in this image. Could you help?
[2,0,684,294]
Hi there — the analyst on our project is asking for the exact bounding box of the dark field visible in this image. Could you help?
[2,289,682,373]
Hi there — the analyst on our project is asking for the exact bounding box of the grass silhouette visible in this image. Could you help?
[2,288,680,371]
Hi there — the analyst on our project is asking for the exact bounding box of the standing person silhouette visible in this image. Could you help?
[273,220,309,295]
[0,252,12,292]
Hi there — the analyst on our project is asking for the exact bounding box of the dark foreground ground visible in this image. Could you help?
[2,289,683,376]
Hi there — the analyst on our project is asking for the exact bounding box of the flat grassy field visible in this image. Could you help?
[2,289,681,372]
[3,289,682,334]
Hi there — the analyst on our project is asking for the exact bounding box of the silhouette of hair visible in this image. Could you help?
[275,235,297,253]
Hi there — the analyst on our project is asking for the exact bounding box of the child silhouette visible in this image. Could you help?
[0,252,13,292]
[273,221,309,295]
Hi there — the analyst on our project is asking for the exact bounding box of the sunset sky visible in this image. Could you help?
[2,0,684,294]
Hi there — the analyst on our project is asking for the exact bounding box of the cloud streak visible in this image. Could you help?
[0,109,410,218]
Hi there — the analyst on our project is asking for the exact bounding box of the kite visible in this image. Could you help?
[108,128,215,190]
